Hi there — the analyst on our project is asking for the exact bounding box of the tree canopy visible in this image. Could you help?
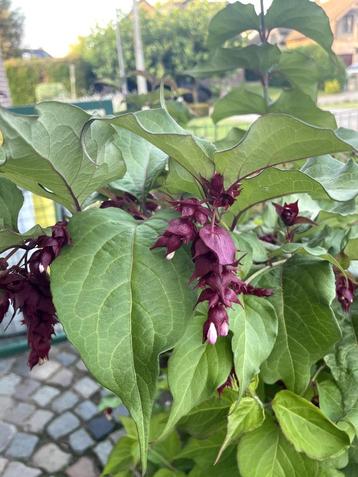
[0,0,24,59]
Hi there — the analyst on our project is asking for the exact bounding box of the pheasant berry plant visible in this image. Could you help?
[0,1,357,476]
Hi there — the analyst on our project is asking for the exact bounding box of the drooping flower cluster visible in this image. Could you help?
[152,173,272,344]
[335,274,356,312]
[101,192,158,220]
[0,222,70,368]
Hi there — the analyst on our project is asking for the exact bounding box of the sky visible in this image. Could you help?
[12,0,264,58]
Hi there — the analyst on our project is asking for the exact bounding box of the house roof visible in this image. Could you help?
[285,0,358,44]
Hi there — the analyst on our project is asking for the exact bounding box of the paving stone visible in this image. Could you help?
[51,390,79,413]
[87,415,115,440]
[0,373,21,396]
[69,428,95,453]
[74,400,98,421]
[74,377,99,398]
[113,405,129,419]
[0,457,8,473]
[5,432,39,459]
[66,457,98,477]
[32,385,60,406]
[47,411,80,439]
[109,428,126,444]
[33,443,70,473]
[3,462,42,477]
[48,368,74,387]
[30,360,60,381]
[0,421,16,452]
[55,351,77,366]
[75,360,87,372]
[0,396,14,419]
[0,357,15,376]
[24,409,54,433]
[11,355,31,377]
[94,440,113,466]
[15,378,41,400]
[5,402,36,425]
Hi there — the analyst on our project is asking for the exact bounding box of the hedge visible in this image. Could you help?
[5,56,94,105]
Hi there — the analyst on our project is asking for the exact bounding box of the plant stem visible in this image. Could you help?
[259,0,269,107]
[246,259,287,284]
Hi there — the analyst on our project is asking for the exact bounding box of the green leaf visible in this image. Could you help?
[230,296,278,397]
[110,129,167,202]
[161,158,202,198]
[188,447,239,476]
[238,414,322,477]
[336,128,358,150]
[230,168,331,217]
[189,44,280,78]
[0,102,125,212]
[302,156,358,202]
[273,50,319,99]
[212,87,266,123]
[345,238,358,260]
[101,436,140,476]
[153,470,186,477]
[317,374,344,422]
[207,2,260,49]
[272,390,350,460]
[269,89,337,128]
[104,108,214,178]
[266,0,333,53]
[260,256,340,394]
[178,390,236,438]
[0,178,23,230]
[216,397,265,463]
[175,431,230,466]
[214,114,353,184]
[51,208,195,470]
[214,127,247,151]
[163,312,233,437]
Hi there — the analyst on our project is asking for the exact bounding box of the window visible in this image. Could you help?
[342,14,355,34]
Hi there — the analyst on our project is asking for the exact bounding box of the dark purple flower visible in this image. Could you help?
[259,233,278,244]
[199,225,236,265]
[151,218,197,258]
[171,198,210,225]
[217,368,237,396]
[0,290,10,323]
[336,275,355,312]
[201,173,241,209]
[273,200,315,227]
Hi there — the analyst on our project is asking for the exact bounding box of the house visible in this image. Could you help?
[21,48,52,60]
[286,0,358,65]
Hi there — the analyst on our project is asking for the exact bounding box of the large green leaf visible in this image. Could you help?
[163,312,233,437]
[230,168,331,217]
[50,208,195,470]
[260,256,340,394]
[0,102,125,212]
[266,0,333,53]
[214,114,353,184]
[0,225,48,254]
[345,238,358,260]
[230,296,278,397]
[216,396,265,463]
[325,318,358,435]
[110,128,167,202]
[161,158,202,198]
[212,87,266,124]
[104,108,214,178]
[272,390,350,460]
[101,436,139,476]
[189,44,281,78]
[238,415,327,477]
[207,2,260,49]
[302,156,358,202]
[273,50,319,99]
[178,390,236,438]
[269,89,336,128]
[317,373,344,422]
[0,177,23,230]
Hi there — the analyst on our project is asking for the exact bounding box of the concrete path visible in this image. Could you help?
[0,341,126,477]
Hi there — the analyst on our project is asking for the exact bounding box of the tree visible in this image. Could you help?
[0,0,24,59]
[70,0,221,83]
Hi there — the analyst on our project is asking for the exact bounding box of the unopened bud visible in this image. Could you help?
[207,322,218,345]
[219,321,229,336]
[166,251,175,260]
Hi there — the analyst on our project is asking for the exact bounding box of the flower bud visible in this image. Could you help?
[206,322,218,345]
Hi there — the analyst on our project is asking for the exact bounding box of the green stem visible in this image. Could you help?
[246,259,287,284]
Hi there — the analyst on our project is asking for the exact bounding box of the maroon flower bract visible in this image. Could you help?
[151,173,272,344]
